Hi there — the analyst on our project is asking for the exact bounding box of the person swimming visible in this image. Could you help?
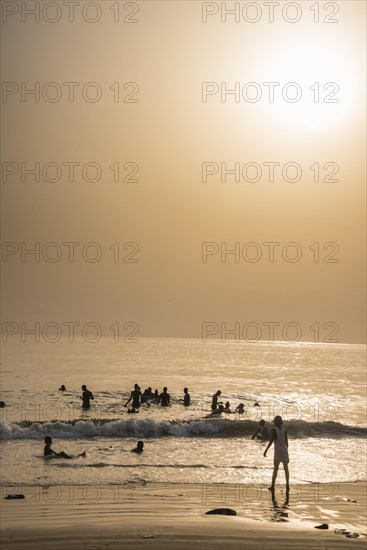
[252,419,270,441]
[131,441,144,454]
[236,403,245,414]
[44,436,86,459]
[207,404,225,417]
[223,401,233,413]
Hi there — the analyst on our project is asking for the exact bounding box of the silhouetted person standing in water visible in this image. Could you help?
[263,415,289,495]
[124,384,150,409]
[81,385,94,409]
[181,387,190,406]
[211,390,221,410]
[158,387,170,406]
[143,387,154,400]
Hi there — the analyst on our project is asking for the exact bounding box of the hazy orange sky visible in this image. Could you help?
[1,1,366,343]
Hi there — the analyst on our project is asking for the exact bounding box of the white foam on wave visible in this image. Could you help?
[0,418,366,440]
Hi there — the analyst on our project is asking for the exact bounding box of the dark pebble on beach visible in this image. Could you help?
[205,508,237,516]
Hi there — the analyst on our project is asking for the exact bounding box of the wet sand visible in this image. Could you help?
[1,482,366,549]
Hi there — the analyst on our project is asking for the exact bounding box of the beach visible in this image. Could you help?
[1,482,366,549]
[2,0,366,546]
[1,338,366,548]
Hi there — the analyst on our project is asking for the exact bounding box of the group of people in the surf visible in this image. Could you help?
[208,390,247,417]
[55,383,290,494]
[59,383,190,412]
[59,385,259,417]
[44,414,289,496]
[59,385,274,439]
[123,384,191,412]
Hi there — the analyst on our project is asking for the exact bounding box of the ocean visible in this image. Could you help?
[1,338,366,489]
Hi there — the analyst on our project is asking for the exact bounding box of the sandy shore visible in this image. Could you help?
[1,482,366,549]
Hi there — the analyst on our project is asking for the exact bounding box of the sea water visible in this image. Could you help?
[0,338,366,489]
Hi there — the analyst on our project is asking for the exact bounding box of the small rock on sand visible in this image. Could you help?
[205,508,237,516]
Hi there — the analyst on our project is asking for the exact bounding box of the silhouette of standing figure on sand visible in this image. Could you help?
[263,415,289,496]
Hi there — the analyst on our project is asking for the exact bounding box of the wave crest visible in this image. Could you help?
[1,418,366,440]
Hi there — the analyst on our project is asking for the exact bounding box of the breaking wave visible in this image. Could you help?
[1,418,366,440]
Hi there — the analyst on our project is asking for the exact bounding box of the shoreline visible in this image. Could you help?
[1,482,366,549]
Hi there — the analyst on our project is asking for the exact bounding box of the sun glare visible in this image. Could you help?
[261,38,359,133]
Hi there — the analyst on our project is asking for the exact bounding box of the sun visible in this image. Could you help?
[260,36,360,134]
